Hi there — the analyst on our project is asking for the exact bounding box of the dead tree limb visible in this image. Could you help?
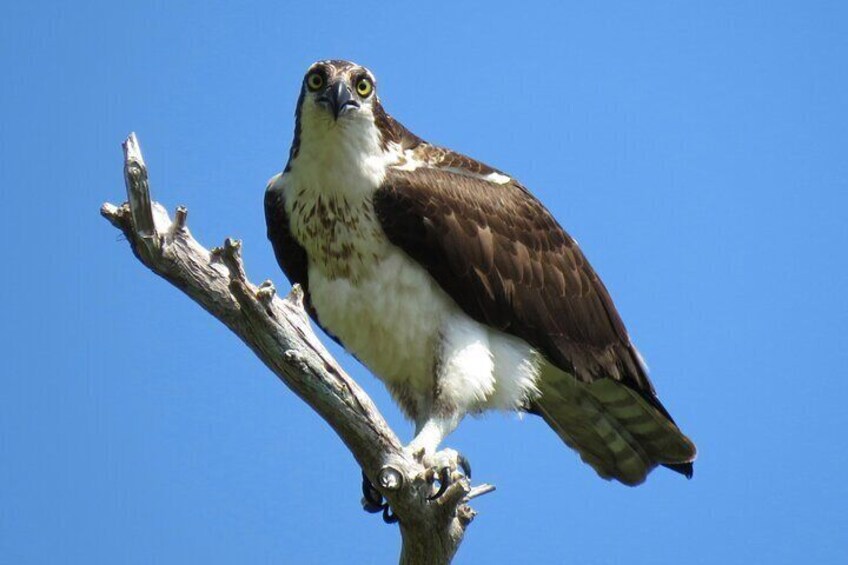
[101,133,494,565]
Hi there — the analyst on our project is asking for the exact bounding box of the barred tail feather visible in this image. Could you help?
[532,365,696,486]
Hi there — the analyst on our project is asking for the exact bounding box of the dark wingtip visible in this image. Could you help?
[663,462,694,479]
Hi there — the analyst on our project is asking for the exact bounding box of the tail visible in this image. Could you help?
[530,365,696,486]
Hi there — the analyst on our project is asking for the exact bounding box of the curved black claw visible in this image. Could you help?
[427,466,452,501]
[382,505,398,524]
[458,454,472,479]
[425,452,473,501]
[362,471,398,524]
[361,471,385,514]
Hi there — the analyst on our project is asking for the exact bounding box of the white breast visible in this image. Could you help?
[308,247,453,393]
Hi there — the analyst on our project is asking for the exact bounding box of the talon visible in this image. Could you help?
[362,498,384,514]
[458,454,472,479]
[382,505,398,524]
[361,471,397,523]
[427,466,451,500]
[361,471,385,513]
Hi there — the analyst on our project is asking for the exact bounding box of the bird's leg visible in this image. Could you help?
[404,320,493,498]
[407,415,456,457]
[407,413,472,500]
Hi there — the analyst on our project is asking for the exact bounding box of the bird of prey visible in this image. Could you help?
[265,60,696,496]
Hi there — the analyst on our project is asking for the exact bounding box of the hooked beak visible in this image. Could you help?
[317,81,360,120]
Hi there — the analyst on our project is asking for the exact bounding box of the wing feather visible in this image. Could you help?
[374,165,635,382]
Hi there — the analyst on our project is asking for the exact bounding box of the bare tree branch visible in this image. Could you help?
[101,133,494,565]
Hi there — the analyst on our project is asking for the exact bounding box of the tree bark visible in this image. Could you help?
[101,133,494,565]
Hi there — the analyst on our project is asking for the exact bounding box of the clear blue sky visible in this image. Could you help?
[2,1,846,563]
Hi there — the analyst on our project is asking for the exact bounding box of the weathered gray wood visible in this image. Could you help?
[121,133,157,261]
[101,132,494,565]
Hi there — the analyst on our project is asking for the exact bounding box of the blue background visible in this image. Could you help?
[2,1,846,563]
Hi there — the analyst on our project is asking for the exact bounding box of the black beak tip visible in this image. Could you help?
[333,100,360,120]
[319,82,360,120]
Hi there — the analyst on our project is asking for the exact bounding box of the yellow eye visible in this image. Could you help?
[355,77,373,98]
[306,72,324,91]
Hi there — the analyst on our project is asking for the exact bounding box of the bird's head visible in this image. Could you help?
[288,60,413,169]
[297,60,380,128]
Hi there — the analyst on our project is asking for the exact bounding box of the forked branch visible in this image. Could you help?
[101,133,493,565]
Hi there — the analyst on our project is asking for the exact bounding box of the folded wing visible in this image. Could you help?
[374,157,696,485]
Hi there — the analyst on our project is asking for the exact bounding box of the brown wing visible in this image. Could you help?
[374,162,695,484]
[375,165,648,391]
[265,180,308,292]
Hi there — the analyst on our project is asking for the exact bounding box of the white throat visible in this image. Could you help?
[291,103,397,198]
[282,103,401,281]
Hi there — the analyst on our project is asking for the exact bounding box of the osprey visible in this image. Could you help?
[265,60,696,492]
